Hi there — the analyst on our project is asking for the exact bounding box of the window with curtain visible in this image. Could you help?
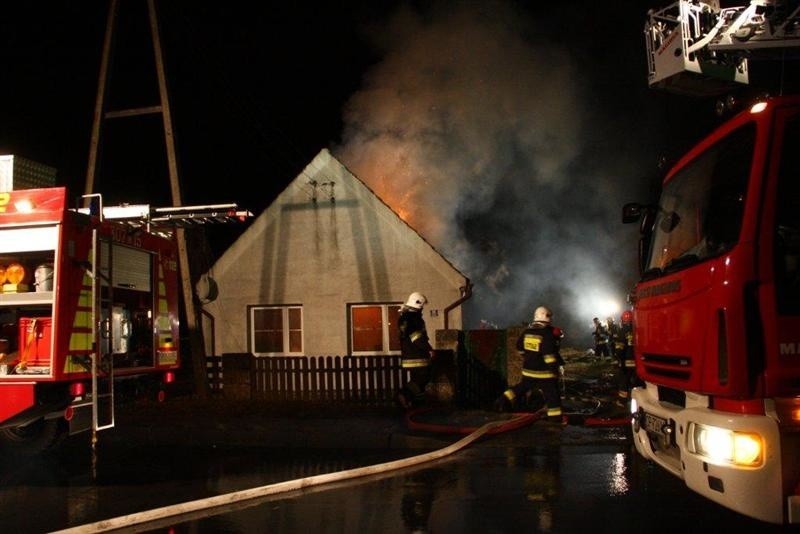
[350,303,401,355]
[250,305,303,355]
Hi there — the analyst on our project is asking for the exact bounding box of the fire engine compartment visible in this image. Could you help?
[0,239,170,378]
[0,246,58,376]
[0,191,181,384]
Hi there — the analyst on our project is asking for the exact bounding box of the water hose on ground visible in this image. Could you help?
[52,411,538,534]
[583,415,631,427]
[404,408,539,434]
[405,406,630,431]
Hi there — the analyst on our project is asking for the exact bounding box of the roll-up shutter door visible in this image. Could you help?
[100,242,152,292]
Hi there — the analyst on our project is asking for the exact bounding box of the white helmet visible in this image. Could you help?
[533,306,552,323]
[405,292,428,310]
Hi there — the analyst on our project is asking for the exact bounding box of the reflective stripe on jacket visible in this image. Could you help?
[399,309,432,361]
[401,358,430,369]
[515,322,562,375]
[522,369,557,379]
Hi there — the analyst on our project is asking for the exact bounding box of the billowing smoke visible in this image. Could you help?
[334,1,643,346]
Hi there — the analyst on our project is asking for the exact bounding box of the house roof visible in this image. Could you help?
[317,149,468,281]
[210,148,469,284]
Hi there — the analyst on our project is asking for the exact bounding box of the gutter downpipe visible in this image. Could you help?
[199,308,215,359]
[444,279,473,330]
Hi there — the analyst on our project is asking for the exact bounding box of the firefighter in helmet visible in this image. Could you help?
[606,315,621,361]
[615,309,642,405]
[495,306,564,423]
[592,317,609,360]
[396,292,434,409]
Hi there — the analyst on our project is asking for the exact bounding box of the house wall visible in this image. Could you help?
[200,149,467,357]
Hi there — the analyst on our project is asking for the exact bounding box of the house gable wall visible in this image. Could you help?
[201,149,467,356]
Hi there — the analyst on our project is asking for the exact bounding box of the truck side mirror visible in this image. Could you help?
[623,203,657,277]
[622,203,642,224]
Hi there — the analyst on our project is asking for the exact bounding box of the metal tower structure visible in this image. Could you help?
[85,0,210,397]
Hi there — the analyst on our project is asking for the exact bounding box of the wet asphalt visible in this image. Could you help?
[0,396,796,533]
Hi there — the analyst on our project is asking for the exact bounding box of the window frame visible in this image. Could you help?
[249,304,304,356]
[646,123,755,272]
[349,302,402,356]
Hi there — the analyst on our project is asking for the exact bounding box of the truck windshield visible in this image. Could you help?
[776,112,800,314]
[646,123,755,273]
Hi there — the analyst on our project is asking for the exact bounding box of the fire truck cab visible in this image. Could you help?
[624,95,800,524]
[623,0,800,525]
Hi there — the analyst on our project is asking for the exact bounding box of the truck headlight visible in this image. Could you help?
[687,422,763,467]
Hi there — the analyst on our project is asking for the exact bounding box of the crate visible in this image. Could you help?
[19,317,53,367]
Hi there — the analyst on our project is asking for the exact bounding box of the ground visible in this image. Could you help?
[99,347,629,452]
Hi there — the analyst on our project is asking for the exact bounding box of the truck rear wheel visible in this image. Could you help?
[0,418,65,455]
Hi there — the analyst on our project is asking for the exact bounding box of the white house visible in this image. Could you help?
[197,148,470,358]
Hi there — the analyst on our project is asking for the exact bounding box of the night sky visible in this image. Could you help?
[2,0,790,344]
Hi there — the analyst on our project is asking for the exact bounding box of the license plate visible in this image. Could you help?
[644,413,668,436]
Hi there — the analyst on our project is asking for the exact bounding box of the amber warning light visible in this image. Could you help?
[6,263,25,285]
[2,263,28,293]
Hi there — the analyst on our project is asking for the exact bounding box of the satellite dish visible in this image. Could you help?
[196,274,219,303]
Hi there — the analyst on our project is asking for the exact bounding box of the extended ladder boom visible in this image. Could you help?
[646,0,800,95]
[77,201,253,237]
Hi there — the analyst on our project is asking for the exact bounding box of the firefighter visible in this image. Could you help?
[592,317,609,360]
[606,315,620,361]
[396,292,434,409]
[552,326,567,399]
[615,310,641,405]
[494,306,564,423]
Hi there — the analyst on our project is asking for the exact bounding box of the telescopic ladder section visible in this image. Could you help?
[645,0,800,96]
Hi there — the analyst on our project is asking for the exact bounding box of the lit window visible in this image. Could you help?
[250,305,303,356]
[350,303,401,355]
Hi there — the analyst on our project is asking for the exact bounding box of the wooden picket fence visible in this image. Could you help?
[251,355,407,406]
[206,355,223,392]
[207,348,506,407]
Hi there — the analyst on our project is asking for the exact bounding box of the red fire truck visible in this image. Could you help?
[0,186,249,454]
[623,0,800,524]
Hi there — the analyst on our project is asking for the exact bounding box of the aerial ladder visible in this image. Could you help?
[645,0,800,96]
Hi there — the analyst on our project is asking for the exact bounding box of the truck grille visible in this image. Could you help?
[641,353,692,382]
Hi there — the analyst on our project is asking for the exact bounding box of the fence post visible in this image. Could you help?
[205,355,222,394]
[220,353,252,400]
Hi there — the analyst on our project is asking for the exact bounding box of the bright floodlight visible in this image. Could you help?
[576,288,624,324]
[599,299,620,319]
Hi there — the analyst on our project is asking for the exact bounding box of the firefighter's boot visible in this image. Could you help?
[395,390,412,410]
[494,394,512,413]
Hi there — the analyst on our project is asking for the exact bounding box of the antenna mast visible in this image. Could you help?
[85,0,210,397]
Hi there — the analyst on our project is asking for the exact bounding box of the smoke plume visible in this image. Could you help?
[335,1,644,345]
